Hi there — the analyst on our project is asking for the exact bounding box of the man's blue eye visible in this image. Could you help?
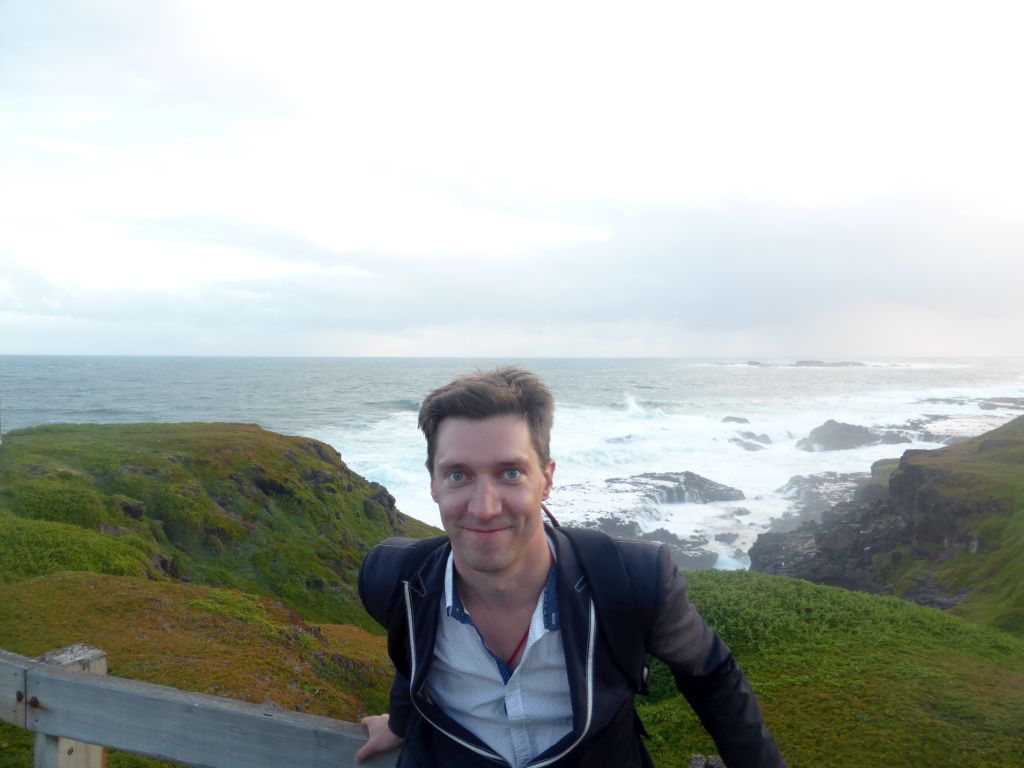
[503,469,521,480]
[448,471,466,482]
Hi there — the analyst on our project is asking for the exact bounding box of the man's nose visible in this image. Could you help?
[468,476,501,518]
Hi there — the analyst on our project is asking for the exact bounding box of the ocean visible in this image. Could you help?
[2,356,1023,569]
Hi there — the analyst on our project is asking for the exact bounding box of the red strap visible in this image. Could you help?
[506,624,530,666]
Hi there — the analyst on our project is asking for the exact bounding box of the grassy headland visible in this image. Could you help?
[0,421,1022,767]
[0,423,436,626]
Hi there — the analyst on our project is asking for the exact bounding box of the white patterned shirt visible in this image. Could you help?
[425,544,573,767]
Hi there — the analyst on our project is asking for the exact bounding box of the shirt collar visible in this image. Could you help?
[444,532,559,631]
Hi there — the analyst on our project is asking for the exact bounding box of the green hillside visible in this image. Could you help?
[0,423,437,626]
[879,415,1024,634]
[0,422,1021,767]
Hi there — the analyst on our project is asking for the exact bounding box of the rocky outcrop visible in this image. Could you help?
[772,471,869,530]
[553,471,747,569]
[749,499,912,594]
[688,758,726,768]
[730,431,772,452]
[582,516,719,570]
[751,417,1024,614]
[730,437,765,452]
[606,471,745,505]
[794,360,867,367]
[797,419,911,451]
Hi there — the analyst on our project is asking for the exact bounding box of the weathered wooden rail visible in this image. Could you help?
[0,644,397,768]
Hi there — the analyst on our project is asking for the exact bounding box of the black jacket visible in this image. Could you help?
[358,528,786,767]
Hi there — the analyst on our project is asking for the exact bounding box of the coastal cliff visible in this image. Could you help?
[1,422,1022,767]
[750,414,1024,635]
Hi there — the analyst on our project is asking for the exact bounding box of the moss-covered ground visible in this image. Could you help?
[0,572,391,768]
[639,570,1024,768]
[0,423,437,627]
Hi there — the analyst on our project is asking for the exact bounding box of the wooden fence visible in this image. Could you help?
[0,644,397,768]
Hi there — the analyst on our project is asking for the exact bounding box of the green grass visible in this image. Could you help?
[0,572,393,768]
[0,423,438,627]
[0,510,154,585]
[4,570,1017,768]
[638,570,1024,768]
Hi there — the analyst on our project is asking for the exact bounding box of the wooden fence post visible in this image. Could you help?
[34,645,107,768]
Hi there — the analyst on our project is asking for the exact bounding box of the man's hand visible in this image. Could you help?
[355,714,405,763]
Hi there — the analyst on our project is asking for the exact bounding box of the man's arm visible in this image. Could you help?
[645,547,786,768]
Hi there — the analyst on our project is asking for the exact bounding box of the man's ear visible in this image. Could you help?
[541,460,556,500]
[430,477,439,503]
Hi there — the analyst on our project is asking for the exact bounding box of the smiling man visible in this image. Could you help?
[356,367,785,767]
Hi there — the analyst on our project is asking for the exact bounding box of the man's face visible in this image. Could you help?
[430,414,555,578]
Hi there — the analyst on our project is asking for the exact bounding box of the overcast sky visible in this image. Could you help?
[2,1,1022,357]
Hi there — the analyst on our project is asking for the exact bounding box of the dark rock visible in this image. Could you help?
[797,420,879,451]
[879,432,912,445]
[853,482,888,503]
[751,430,1023,610]
[367,482,398,525]
[153,553,180,578]
[312,440,343,467]
[368,482,397,511]
[714,532,739,544]
[775,471,869,524]
[729,438,765,452]
[584,516,719,570]
[980,397,1024,410]
[252,471,293,497]
[751,499,912,593]
[731,507,752,516]
[119,498,145,519]
[888,454,1007,545]
[722,416,750,424]
[606,471,745,504]
[902,582,964,610]
[794,360,867,367]
[689,757,726,768]
[739,431,771,444]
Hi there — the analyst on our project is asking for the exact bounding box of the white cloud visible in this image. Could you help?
[2,0,1023,356]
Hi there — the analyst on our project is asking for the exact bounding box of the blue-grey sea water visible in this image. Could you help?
[3,356,1023,567]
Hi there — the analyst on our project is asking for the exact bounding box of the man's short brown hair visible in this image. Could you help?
[418,366,554,474]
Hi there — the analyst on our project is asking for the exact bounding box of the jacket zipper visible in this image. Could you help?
[526,599,596,768]
[404,580,506,763]
[403,581,597,768]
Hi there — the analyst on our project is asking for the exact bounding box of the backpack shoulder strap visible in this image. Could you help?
[559,527,656,695]
[359,535,449,680]
[359,535,449,627]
